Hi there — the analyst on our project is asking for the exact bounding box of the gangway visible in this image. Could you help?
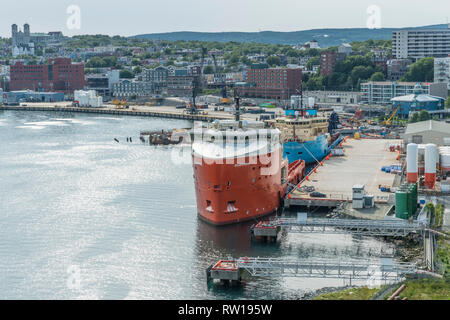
[251,213,428,240]
[207,257,418,284]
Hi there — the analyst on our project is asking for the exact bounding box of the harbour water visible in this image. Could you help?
[0,110,394,299]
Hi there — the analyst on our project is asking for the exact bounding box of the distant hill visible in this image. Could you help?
[132,24,448,47]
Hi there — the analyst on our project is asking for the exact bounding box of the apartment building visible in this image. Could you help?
[392,26,450,59]
[237,64,302,100]
[360,81,448,105]
[434,56,450,89]
[112,79,153,98]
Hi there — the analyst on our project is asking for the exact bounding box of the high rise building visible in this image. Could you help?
[392,26,450,59]
[320,51,338,76]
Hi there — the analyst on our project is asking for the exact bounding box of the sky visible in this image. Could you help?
[1,0,449,38]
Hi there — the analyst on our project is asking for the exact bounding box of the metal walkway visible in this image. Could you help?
[209,257,418,282]
[252,214,428,238]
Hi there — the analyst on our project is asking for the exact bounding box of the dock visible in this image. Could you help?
[0,104,239,122]
[251,213,428,241]
[285,138,402,208]
[207,257,418,284]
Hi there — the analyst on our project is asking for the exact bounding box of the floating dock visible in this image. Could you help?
[285,138,402,208]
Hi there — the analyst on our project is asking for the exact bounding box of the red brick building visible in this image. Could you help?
[320,51,338,76]
[239,64,302,100]
[10,58,86,93]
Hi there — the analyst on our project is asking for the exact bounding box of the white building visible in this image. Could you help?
[434,56,450,89]
[338,43,353,56]
[360,81,447,105]
[393,26,450,59]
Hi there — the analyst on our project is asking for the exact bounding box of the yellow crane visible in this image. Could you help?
[382,105,400,126]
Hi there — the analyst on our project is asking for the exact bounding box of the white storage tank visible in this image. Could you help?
[439,147,450,173]
[425,144,437,189]
[406,143,418,183]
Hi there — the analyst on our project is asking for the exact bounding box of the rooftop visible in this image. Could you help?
[405,120,450,135]
[391,94,443,103]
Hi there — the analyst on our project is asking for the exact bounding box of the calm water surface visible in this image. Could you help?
[0,110,394,299]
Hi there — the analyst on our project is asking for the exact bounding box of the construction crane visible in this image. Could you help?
[185,47,208,115]
[211,52,231,105]
[382,105,400,126]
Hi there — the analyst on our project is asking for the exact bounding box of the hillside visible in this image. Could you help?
[132,24,448,47]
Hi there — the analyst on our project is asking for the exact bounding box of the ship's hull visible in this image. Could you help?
[283,134,343,165]
[192,148,304,225]
[283,134,329,165]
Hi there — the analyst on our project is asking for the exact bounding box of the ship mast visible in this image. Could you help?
[234,89,241,122]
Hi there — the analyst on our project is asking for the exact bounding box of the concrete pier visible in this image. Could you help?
[286,138,401,208]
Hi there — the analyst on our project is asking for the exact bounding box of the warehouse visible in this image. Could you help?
[404,120,450,146]
[4,90,64,104]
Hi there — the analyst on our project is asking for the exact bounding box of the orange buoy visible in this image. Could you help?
[288,194,291,199]
[320,162,323,166]
[326,156,330,160]
[314,168,317,173]
[306,176,309,181]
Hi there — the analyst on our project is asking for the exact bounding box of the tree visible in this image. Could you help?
[409,112,419,123]
[119,70,134,79]
[266,56,281,67]
[306,56,320,70]
[402,57,434,82]
[446,97,450,109]
[370,72,385,81]
[419,110,430,122]
[203,65,214,74]
[133,66,142,75]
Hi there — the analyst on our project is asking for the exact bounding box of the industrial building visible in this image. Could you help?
[404,120,450,146]
[237,64,302,100]
[4,90,64,104]
[391,84,445,118]
[304,90,361,105]
[392,26,450,59]
[10,58,86,94]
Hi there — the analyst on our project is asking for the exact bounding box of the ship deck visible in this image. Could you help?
[286,138,402,208]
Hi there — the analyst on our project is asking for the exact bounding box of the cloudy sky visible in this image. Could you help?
[1,0,449,37]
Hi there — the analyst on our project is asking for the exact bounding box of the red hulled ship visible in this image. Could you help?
[191,98,305,226]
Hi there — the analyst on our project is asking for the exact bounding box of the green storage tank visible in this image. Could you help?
[396,191,409,220]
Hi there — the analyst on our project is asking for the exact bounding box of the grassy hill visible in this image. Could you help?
[132,24,448,47]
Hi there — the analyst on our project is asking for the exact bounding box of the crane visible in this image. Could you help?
[212,52,231,105]
[382,105,400,126]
